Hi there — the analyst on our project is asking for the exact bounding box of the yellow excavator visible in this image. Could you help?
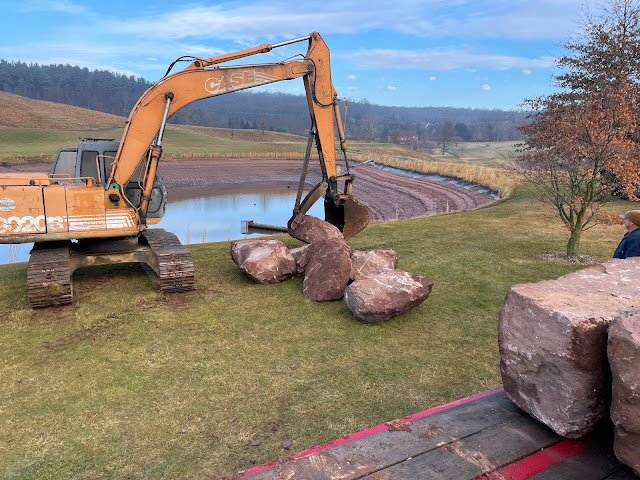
[0,32,369,308]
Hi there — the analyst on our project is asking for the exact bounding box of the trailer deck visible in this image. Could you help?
[229,387,636,480]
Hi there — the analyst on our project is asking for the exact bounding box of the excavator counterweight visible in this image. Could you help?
[0,32,368,307]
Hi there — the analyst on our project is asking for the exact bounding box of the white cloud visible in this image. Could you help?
[343,48,555,72]
[99,0,584,42]
[522,69,532,75]
[386,86,397,91]
[481,84,491,91]
[429,76,436,81]
[347,74,356,80]
[347,86,358,91]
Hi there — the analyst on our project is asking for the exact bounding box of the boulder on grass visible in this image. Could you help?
[289,244,311,277]
[230,239,295,285]
[344,269,434,324]
[302,238,351,302]
[498,258,640,438]
[608,312,640,476]
[288,215,343,244]
[350,249,399,281]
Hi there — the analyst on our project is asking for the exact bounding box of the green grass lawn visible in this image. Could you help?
[429,141,520,166]
[0,185,632,479]
[0,127,310,164]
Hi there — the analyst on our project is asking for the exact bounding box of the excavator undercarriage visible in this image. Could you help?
[26,229,194,308]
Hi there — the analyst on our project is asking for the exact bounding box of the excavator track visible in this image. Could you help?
[141,229,195,293]
[27,244,73,308]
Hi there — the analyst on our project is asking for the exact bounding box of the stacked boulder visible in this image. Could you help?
[230,216,433,323]
[608,312,640,476]
[497,258,640,472]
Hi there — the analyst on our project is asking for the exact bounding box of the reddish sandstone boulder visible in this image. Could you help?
[498,258,640,438]
[608,312,640,476]
[230,239,295,285]
[344,269,434,324]
[288,215,344,244]
[302,238,351,302]
[289,244,311,277]
[350,249,399,281]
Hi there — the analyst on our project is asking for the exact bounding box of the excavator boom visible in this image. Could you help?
[0,32,369,308]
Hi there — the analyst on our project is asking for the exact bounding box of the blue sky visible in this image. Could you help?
[1,0,595,110]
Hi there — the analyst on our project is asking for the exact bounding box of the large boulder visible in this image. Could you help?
[350,249,399,281]
[230,239,296,285]
[344,269,434,324]
[498,258,640,438]
[302,238,351,302]
[288,215,344,244]
[608,312,640,476]
[289,244,311,277]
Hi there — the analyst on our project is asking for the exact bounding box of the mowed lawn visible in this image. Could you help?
[0,186,632,479]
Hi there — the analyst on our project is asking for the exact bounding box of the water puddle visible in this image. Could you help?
[0,192,322,265]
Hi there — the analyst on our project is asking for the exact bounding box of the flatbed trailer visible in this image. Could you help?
[229,387,636,480]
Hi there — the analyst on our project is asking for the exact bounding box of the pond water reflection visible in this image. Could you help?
[0,192,323,265]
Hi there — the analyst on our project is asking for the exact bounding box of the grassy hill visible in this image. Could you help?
[0,91,125,130]
[0,93,440,166]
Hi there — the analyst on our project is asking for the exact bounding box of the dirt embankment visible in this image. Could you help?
[0,157,494,221]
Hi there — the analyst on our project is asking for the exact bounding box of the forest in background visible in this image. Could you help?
[0,60,526,146]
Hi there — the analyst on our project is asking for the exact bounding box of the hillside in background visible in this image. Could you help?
[0,60,527,143]
[0,91,125,130]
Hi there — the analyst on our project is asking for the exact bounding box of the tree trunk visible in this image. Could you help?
[566,228,582,257]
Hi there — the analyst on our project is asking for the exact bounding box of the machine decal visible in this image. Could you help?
[67,213,135,231]
[46,216,66,232]
[0,214,46,233]
[204,70,282,95]
[0,198,16,212]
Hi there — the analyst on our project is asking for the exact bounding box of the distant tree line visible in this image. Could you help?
[0,60,525,144]
[0,60,151,116]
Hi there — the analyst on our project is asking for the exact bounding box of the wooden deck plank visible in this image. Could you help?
[241,391,522,480]
[603,470,639,480]
[528,437,629,480]
[363,414,560,479]
[248,392,519,478]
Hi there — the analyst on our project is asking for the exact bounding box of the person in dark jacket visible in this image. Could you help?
[613,210,640,259]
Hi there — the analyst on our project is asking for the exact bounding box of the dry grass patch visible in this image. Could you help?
[0,91,124,130]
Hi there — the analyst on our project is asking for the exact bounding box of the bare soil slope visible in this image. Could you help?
[158,158,494,220]
[0,91,126,129]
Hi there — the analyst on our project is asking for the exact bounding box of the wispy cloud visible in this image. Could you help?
[481,84,491,91]
[19,0,90,15]
[386,86,397,91]
[429,76,436,81]
[99,0,582,42]
[343,48,556,71]
[347,74,356,79]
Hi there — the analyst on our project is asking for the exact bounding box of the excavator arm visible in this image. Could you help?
[108,32,368,238]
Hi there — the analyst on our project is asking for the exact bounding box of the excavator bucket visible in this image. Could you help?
[325,197,370,239]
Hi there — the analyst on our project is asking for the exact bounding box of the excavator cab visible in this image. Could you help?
[51,138,167,221]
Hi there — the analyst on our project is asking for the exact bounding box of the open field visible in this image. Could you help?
[0,184,633,479]
[427,141,520,166]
